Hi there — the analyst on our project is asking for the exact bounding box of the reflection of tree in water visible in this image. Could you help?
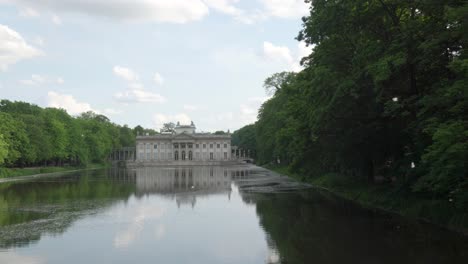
[249,190,468,264]
[0,169,135,249]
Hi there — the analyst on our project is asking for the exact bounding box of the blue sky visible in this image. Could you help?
[0,0,312,132]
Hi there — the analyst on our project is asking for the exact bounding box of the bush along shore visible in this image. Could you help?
[0,164,108,179]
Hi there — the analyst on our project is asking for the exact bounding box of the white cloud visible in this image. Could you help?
[262,41,313,72]
[153,113,191,129]
[33,36,45,46]
[263,41,294,64]
[47,91,94,115]
[260,0,309,19]
[204,0,242,16]
[113,66,139,82]
[8,0,209,24]
[239,96,270,124]
[103,108,122,115]
[297,41,313,59]
[114,89,166,104]
[19,74,64,85]
[183,104,198,111]
[129,82,144,90]
[51,14,62,25]
[0,24,43,71]
[153,72,164,85]
[18,6,39,17]
[113,66,166,104]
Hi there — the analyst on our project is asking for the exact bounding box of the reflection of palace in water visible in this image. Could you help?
[110,166,252,208]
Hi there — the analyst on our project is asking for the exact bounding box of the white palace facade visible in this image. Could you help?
[134,122,234,165]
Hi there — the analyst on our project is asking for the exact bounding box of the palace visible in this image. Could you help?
[134,121,233,165]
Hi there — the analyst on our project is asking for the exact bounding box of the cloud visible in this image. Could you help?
[113,66,166,104]
[153,113,191,128]
[19,74,64,85]
[7,0,209,24]
[183,104,198,111]
[114,89,166,104]
[51,14,62,25]
[33,36,45,46]
[103,108,122,115]
[0,24,43,71]
[204,0,242,16]
[260,0,309,19]
[113,65,139,82]
[18,6,39,17]
[47,91,94,115]
[263,41,294,65]
[239,96,270,124]
[153,72,164,85]
[128,82,144,90]
[262,41,313,72]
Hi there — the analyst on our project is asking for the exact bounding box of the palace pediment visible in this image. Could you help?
[172,133,196,140]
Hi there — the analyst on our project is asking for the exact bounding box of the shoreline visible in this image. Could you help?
[262,164,468,236]
[0,164,108,183]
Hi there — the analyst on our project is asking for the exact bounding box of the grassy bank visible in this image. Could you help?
[264,165,468,235]
[0,163,109,179]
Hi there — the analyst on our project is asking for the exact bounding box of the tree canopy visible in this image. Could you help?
[0,100,144,167]
[234,0,467,200]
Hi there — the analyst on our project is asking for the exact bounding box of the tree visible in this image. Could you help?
[161,122,175,133]
[0,134,8,165]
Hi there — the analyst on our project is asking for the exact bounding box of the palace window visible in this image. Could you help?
[146,144,150,149]
[217,144,220,148]
[224,143,227,148]
[188,144,193,149]
[154,153,158,160]
[210,144,213,148]
[182,151,186,160]
[188,151,193,160]
[154,144,158,149]
[174,143,179,149]
[174,151,179,160]
[196,144,199,148]
[146,153,150,160]
[181,143,186,148]
[210,152,214,160]
[224,152,227,160]
[203,144,206,149]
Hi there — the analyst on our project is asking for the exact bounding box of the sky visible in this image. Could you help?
[0,0,312,132]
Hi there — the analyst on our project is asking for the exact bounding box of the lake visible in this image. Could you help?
[0,165,467,263]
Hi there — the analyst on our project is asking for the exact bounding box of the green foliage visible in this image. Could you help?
[235,0,467,201]
[0,100,147,168]
[231,124,257,157]
[0,134,8,165]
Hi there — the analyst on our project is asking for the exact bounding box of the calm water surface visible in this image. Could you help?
[0,165,467,264]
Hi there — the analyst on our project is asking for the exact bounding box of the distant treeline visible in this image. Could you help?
[233,1,467,198]
[0,100,154,167]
